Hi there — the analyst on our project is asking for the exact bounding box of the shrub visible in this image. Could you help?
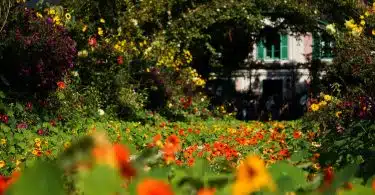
[0,5,77,98]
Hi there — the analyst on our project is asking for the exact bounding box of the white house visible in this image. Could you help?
[232,20,334,102]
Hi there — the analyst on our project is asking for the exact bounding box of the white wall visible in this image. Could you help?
[232,69,311,98]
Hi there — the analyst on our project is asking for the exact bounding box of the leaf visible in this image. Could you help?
[290,150,309,162]
[171,169,188,187]
[7,161,64,195]
[134,148,158,165]
[269,162,307,191]
[192,158,210,178]
[0,91,5,98]
[216,184,232,195]
[15,103,23,112]
[17,142,26,149]
[206,174,233,188]
[338,184,373,195]
[275,175,295,193]
[145,167,170,180]
[82,165,122,195]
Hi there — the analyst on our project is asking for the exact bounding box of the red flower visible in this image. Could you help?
[37,129,44,135]
[323,166,334,186]
[175,160,182,166]
[293,130,302,139]
[25,102,33,111]
[57,81,65,89]
[113,144,136,179]
[178,129,185,136]
[117,56,124,65]
[187,158,195,166]
[88,37,97,47]
[278,149,289,157]
[0,172,20,195]
[0,115,8,124]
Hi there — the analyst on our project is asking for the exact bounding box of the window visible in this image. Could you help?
[257,34,288,60]
[312,33,334,59]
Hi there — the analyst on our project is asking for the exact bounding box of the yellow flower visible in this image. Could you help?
[344,19,355,29]
[311,104,320,112]
[48,9,56,15]
[336,111,342,118]
[0,160,5,168]
[319,101,327,106]
[365,11,370,17]
[64,141,71,149]
[1,139,6,145]
[16,160,21,167]
[82,25,88,32]
[352,26,363,36]
[98,27,104,36]
[100,18,105,23]
[53,16,60,22]
[360,20,366,26]
[35,142,41,148]
[36,12,43,18]
[323,95,332,101]
[65,13,72,21]
[78,50,89,58]
[372,29,375,36]
[233,155,275,195]
[360,15,364,20]
[32,149,40,156]
[326,24,336,34]
[34,138,41,143]
[156,140,164,148]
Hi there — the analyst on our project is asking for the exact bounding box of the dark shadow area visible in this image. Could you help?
[205,64,311,121]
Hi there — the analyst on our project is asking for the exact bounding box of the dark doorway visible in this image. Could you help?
[260,79,283,121]
[262,79,283,98]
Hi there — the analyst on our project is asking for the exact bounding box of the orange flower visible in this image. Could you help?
[113,144,136,179]
[343,182,353,190]
[197,188,216,195]
[137,178,174,195]
[0,171,20,195]
[293,131,302,139]
[153,134,162,142]
[372,179,375,191]
[163,153,175,164]
[187,158,195,166]
[166,134,180,147]
[57,81,66,89]
[92,134,135,179]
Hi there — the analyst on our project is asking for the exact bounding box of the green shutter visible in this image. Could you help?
[280,34,288,60]
[257,41,265,60]
[312,34,321,59]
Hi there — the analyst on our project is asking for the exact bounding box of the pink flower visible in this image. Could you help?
[88,37,97,47]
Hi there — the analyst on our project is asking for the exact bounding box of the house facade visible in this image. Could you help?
[232,29,334,100]
[229,24,335,119]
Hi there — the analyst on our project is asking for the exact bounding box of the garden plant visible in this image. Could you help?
[1,0,375,195]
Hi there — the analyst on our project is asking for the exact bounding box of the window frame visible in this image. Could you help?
[257,34,288,61]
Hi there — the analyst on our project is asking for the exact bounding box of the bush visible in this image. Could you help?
[0,5,76,99]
